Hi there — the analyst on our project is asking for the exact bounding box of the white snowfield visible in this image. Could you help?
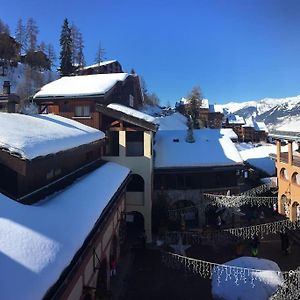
[154,129,243,168]
[211,257,283,300]
[33,73,129,98]
[0,162,130,300]
[107,103,156,124]
[0,113,104,160]
[276,117,300,132]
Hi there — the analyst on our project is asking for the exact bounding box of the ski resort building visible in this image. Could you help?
[270,131,300,222]
[0,113,131,300]
[33,72,144,128]
[153,127,244,225]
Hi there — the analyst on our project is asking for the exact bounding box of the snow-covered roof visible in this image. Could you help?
[209,104,223,113]
[239,144,277,175]
[227,114,245,125]
[83,60,117,69]
[211,257,283,300]
[220,128,238,140]
[34,73,129,98]
[141,104,162,117]
[0,162,130,300]
[154,128,243,168]
[255,121,268,132]
[0,113,104,160]
[107,103,156,124]
[155,112,188,131]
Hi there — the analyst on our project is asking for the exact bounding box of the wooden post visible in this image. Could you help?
[288,141,293,165]
[276,140,281,164]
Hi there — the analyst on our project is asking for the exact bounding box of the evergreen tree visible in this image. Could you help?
[26,17,39,51]
[185,86,203,128]
[59,18,73,76]
[15,18,27,54]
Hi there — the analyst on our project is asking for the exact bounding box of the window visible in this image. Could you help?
[74,105,90,117]
[126,131,144,156]
[127,174,144,192]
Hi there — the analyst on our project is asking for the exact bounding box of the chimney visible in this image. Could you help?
[3,81,10,95]
[186,115,195,143]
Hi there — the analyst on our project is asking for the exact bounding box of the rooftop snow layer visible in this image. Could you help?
[0,162,130,300]
[154,129,243,168]
[155,112,188,130]
[34,73,129,98]
[0,113,104,160]
[220,128,238,140]
[239,144,277,175]
[107,103,156,123]
[227,114,245,124]
[83,60,117,69]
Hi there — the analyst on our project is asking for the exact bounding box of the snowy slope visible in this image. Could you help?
[218,95,300,128]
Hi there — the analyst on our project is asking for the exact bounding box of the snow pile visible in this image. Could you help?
[34,73,129,98]
[0,162,130,300]
[155,112,188,130]
[154,129,243,168]
[239,144,277,175]
[0,113,104,159]
[107,103,156,123]
[211,257,283,300]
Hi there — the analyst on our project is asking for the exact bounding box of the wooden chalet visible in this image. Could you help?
[33,73,144,130]
[75,60,123,75]
[0,81,20,113]
[0,112,133,300]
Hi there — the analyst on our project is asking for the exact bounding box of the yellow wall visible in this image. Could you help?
[276,140,300,221]
[104,131,153,242]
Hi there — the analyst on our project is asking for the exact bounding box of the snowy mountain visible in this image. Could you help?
[217,95,300,130]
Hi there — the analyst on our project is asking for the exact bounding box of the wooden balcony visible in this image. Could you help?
[272,152,300,168]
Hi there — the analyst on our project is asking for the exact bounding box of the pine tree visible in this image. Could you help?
[15,18,27,54]
[59,18,73,76]
[26,17,39,51]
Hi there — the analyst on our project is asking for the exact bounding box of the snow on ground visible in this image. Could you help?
[33,73,129,98]
[107,103,156,123]
[0,162,130,300]
[154,129,243,168]
[275,117,300,132]
[155,112,188,130]
[0,113,104,160]
[211,257,283,300]
[239,144,277,175]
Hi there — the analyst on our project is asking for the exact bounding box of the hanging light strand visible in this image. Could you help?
[161,251,300,297]
[165,219,300,243]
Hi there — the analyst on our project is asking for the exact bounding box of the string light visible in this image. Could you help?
[161,251,300,299]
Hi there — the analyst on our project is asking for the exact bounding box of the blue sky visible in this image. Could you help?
[3,0,300,105]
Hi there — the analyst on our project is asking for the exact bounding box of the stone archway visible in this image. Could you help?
[291,201,300,222]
